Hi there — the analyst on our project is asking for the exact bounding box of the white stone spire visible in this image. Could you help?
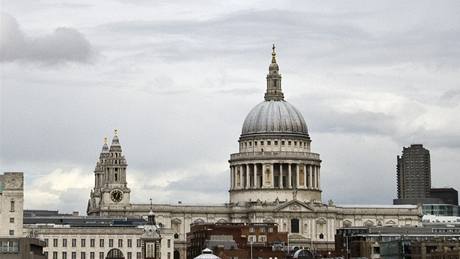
[264,44,284,101]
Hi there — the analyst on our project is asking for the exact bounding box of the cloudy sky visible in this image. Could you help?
[1,0,459,214]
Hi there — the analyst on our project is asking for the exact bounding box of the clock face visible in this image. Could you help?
[110,190,123,203]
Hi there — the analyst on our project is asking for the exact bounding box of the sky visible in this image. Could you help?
[1,0,459,214]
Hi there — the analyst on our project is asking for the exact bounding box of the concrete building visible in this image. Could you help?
[1,172,47,258]
[335,226,460,258]
[394,144,433,205]
[0,172,24,238]
[83,47,422,258]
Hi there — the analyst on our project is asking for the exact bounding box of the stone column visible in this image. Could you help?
[296,164,300,188]
[270,164,275,188]
[279,163,283,188]
[230,166,234,190]
[317,166,321,189]
[239,165,243,189]
[314,166,318,189]
[308,165,312,189]
[304,164,307,189]
[246,164,250,189]
[288,163,292,188]
[254,164,258,189]
[261,164,266,188]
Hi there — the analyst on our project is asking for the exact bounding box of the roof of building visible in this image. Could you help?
[240,47,309,139]
[242,100,309,138]
[194,248,221,259]
[24,211,147,228]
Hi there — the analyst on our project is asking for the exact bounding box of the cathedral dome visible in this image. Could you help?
[241,100,309,138]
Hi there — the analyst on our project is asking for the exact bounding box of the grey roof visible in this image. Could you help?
[241,100,309,138]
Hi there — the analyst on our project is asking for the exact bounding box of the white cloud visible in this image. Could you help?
[24,168,92,212]
[0,14,94,63]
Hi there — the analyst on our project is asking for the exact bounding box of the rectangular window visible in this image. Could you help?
[261,141,264,145]
[267,141,271,145]
[81,239,86,247]
[127,239,132,248]
[98,239,103,247]
[81,252,86,259]
[9,217,14,223]
[44,252,48,258]
[109,239,113,247]
[136,252,142,259]
[268,227,273,233]
[53,239,58,247]
[249,227,255,233]
[99,252,104,259]
[127,252,132,259]
[9,230,14,236]
[168,252,171,259]
[53,252,58,259]
[274,141,278,145]
[44,238,48,247]
[63,239,67,247]
[282,141,285,145]
[72,239,76,247]
[260,227,265,232]
[10,200,15,212]
[72,252,77,259]
[62,252,67,259]
[167,239,171,248]
[136,239,141,247]
[90,252,95,259]
[258,235,267,242]
[118,239,123,247]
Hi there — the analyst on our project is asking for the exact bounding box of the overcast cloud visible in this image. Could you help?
[1,0,459,214]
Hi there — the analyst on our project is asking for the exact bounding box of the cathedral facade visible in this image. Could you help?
[87,47,422,258]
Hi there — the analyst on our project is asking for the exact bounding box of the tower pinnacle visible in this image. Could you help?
[264,45,284,101]
[271,43,277,64]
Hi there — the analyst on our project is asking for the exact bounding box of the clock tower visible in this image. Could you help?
[87,130,131,216]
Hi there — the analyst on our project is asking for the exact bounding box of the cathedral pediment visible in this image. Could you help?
[275,200,314,212]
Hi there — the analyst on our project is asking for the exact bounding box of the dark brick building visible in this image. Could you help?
[187,223,288,259]
[430,188,459,205]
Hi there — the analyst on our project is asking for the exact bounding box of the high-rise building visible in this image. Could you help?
[397,144,431,200]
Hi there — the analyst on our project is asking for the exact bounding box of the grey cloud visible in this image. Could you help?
[96,8,460,69]
[0,14,94,63]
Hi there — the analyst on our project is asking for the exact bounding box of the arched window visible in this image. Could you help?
[106,248,124,259]
[291,218,300,233]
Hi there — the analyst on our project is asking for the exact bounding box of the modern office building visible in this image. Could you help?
[395,144,432,204]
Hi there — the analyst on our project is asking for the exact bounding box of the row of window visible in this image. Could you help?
[241,140,308,148]
[0,241,19,253]
[45,238,140,248]
[45,251,140,259]
[248,227,274,233]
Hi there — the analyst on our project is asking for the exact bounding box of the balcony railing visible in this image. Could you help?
[230,151,320,161]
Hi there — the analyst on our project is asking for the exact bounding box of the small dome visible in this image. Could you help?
[241,100,309,138]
